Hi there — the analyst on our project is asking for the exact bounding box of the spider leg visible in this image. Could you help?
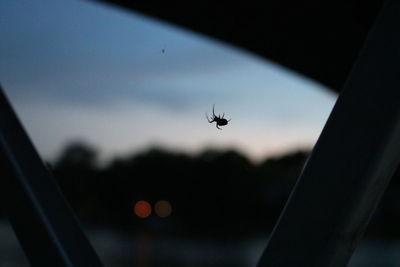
[222,113,225,119]
[205,112,213,123]
[216,124,222,130]
[212,104,216,117]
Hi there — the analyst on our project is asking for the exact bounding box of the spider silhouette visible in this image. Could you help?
[206,104,231,130]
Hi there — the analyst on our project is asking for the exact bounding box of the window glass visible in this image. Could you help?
[0,1,342,266]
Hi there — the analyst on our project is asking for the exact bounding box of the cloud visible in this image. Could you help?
[1,0,337,164]
[1,0,253,111]
[12,98,327,164]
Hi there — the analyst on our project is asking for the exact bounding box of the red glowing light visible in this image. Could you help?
[134,200,152,218]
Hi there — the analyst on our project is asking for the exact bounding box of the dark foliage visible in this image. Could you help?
[48,142,400,239]
[51,143,308,238]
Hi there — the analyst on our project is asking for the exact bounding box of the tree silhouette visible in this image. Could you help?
[46,141,400,240]
[54,141,98,170]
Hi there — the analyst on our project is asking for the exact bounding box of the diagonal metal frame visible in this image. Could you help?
[258,0,400,266]
[0,87,103,267]
[1,1,399,266]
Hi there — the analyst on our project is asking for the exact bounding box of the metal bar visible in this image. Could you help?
[257,0,400,266]
[0,87,103,267]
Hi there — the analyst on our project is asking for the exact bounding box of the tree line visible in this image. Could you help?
[5,141,400,239]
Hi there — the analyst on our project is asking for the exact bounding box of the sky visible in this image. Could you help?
[0,0,337,164]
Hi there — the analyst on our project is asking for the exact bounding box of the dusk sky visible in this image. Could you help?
[0,0,337,164]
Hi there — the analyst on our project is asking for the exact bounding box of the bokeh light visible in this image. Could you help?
[154,200,172,218]
[134,200,152,218]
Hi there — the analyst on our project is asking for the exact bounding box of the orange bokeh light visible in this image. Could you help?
[155,200,172,218]
[134,200,152,218]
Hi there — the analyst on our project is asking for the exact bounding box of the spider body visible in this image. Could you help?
[206,105,231,130]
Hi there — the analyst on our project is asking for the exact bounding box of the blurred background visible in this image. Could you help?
[1,1,400,266]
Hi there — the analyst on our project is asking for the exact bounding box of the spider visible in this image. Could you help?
[206,104,231,130]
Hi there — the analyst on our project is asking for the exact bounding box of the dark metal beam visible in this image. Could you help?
[99,0,384,93]
[257,0,400,266]
[0,87,103,267]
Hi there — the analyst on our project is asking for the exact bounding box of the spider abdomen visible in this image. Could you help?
[217,119,228,126]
